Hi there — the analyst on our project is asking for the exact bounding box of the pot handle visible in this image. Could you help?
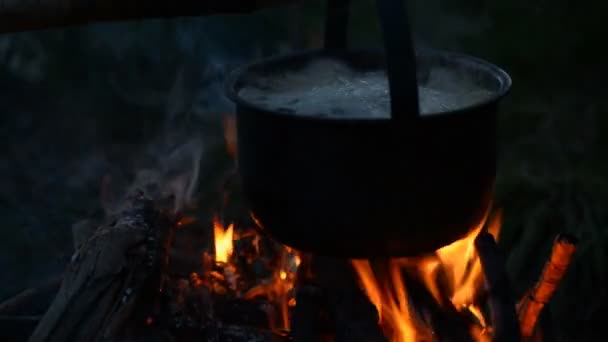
[324,0,420,122]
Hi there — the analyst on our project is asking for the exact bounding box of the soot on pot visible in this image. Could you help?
[237,58,494,118]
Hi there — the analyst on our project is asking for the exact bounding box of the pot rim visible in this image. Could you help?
[225,47,512,123]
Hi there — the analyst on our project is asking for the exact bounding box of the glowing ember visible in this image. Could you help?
[244,247,300,331]
[177,216,197,227]
[205,213,301,332]
[213,217,234,264]
[351,210,503,342]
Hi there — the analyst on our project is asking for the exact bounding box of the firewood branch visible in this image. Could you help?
[307,256,387,342]
[517,233,577,339]
[475,232,521,342]
[0,0,301,34]
[28,192,177,342]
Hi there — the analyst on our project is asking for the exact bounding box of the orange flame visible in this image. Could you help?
[351,260,422,341]
[351,210,503,342]
[208,214,300,332]
[213,217,234,264]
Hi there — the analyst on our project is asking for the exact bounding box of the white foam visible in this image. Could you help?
[238,58,494,118]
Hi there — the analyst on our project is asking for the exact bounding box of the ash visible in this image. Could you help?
[238,58,494,118]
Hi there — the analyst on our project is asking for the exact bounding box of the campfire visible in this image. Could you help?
[0,0,587,341]
[0,121,577,342]
[292,210,577,342]
[0,116,577,342]
[0,0,588,339]
[215,207,576,342]
[176,197,504,342]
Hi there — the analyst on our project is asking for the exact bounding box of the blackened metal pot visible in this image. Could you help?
[225,0,511,257]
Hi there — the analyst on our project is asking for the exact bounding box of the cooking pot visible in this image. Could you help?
[225,0,511,257]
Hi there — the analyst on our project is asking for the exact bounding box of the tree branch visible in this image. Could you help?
[0,0,300,34]
[517,233,577,339]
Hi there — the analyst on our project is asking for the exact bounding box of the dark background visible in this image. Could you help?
[0,0,606,340]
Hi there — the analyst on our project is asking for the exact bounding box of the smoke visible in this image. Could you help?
[96,14,285,215]
[0,15,284,298]
[102,64,219,216]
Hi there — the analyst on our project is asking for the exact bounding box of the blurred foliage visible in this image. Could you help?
[0,0,606,340]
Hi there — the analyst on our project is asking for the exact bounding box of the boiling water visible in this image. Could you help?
[238,58,495,118]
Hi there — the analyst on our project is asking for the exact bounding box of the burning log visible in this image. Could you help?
[29,191,177,342]
[328,286,387,342]
[474,232,521,342]
[292,284,325,342]
[517,234,577,340]
[214,324,291,342]
[213,297,277,328]
[400,270,474,342]
[0,0,302,34]
[299,256,387,342]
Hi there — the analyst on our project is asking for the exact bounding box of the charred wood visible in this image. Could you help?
[213,297,275,328]
[214,324,291,342]
[294,256,386,342]
[401,271,473,342]
[475,232,521,342]
[292,284,325,342]
[29,191,177,342]
[327,286,388,342]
